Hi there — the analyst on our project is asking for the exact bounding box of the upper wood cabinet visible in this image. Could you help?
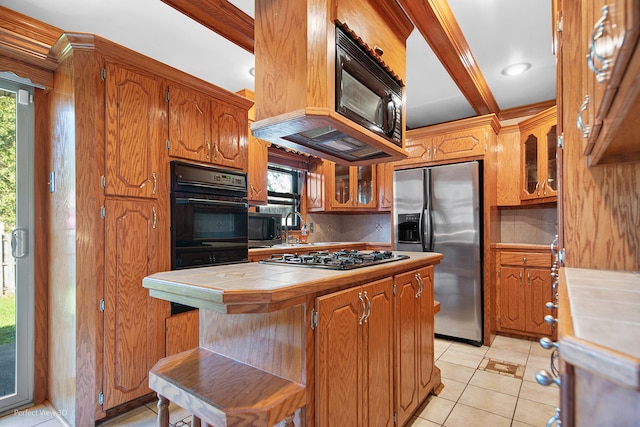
[577,0,640,165]
[307,158,325,212]
[377,162,394,211]
[519,107,558,202]
[104,62,164,199]
[168,84,248,171]
[330,163,377,210]
[395,114,499,167]
[315,277,394,427]
[238,89,269,205]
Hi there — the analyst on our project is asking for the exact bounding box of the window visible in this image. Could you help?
[259,164,302,229]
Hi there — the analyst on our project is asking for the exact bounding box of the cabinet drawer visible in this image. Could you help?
[500,251,551,267]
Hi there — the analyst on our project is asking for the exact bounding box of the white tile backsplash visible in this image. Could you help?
[307,213,391,243]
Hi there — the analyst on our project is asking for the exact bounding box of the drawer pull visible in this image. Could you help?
[576,95,591,138]
[544,315,558,325]
[587,5,616,83]
[539,337,558,350]
[535,369,560,387]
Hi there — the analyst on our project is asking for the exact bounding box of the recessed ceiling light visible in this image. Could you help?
[249,67,255,77]
[501,62,531,76]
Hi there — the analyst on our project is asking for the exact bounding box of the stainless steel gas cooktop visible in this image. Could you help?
[259,249,410,270]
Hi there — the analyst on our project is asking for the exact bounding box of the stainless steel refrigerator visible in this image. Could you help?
[394,161,483,346]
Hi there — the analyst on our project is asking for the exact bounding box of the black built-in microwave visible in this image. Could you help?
[335,26,403,146]
[248,212,282,248]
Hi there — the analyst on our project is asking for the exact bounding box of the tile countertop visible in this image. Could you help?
[559,268,640,390]
[143,251,442,314]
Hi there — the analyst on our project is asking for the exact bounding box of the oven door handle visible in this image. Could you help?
[175,197,248,208]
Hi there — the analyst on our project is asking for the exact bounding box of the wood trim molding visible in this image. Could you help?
[160,0,254,53]
[397,0,500,116]
[0,6,61,68]
[499,99,557,121]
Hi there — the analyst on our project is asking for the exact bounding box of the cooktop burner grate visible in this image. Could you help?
[259,250,409,270]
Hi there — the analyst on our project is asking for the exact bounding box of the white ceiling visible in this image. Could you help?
[1,0,556,129]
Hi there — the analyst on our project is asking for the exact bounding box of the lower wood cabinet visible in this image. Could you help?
[315,277,395,427]
[104,198,169,409]
[497,250,553,338]
[395,266,436,427]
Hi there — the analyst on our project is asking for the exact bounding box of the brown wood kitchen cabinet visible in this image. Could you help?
[168,84,248,171]
[239,89,269,205]
[519,106,558,202]
[395,265,439,427]
[330,162,378,210]
[103,198,168,409]
[316,277,395,427]
[395,115,498,168]
[377,161,394,211]
[104,61,163,199]
[577,0,640,165]
[497,250,554,339]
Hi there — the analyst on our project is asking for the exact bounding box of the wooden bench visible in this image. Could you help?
[149,347,306,427]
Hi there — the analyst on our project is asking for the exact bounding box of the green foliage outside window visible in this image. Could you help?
[0,90,17,230]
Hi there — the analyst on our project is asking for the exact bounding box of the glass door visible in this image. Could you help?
[0,77,35,412]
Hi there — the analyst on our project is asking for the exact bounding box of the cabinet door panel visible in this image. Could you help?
[433,128,484,161]
[168,85,210,162]
[105,63,161,198]
[418,267,435,400]
[525,268,553,335]
[498,267,526,331]
[211,102,247,170]
[394,270,420,427]
[362,278,394,427]
[104,199,165,409]
[316,288,363,427]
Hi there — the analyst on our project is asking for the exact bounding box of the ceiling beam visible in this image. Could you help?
[160,0,254,53]
[397,0,500,116]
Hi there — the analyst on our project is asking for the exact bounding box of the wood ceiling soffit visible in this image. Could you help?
[161,0,254,54]
[0,6,62,69]
[397,0,499,116]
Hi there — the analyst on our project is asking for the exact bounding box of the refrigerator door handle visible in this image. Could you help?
[423,169,434,252]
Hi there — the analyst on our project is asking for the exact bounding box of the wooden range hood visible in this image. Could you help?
[251,0,413,166]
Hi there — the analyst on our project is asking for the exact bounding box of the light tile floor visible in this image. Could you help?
[0,335,558,427]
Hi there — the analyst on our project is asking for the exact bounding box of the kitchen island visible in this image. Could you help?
[143,251,443,426]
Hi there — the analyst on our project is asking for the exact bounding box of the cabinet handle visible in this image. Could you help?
[544,314,558,325]
[152,207,157,229]
[535,369,560,387]
[206,141,211,158]
[539,337,559,350]
[541,181,546,196]
[528,271,531,287]
[546,408,561,427]
[358,292,366,325]
[152,172,157,195]
[587,5,615,83]
[363,291,371,323]
[415,273,424,298]
[426,147,431,161]
[523,257,527,263]
[519,271,523,286]
[433,146,437,160]
[214,143,219,160]
[534,181,540,196]
[576,95,591,138]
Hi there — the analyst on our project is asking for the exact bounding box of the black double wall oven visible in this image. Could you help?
[170,161,249,314]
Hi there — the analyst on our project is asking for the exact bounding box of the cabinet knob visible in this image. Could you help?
[539,337,558,350]
[522,257,527,263]
[535,369,560,387]
[545,301,558,311]
[373,45,384,56]
[544,314,558,325]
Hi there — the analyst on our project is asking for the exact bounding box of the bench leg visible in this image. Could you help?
[157,394,170,427]
[283,414,295,427]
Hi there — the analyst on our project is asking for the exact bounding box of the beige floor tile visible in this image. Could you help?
[513,398,557,426]
[490,335,533,354]
[435,339,452,360]
[99,405,157,427]
[416,396,455,425]
[35,420,64,427]
[442,402,511,427]
[485,347,529,365]
[0,405,59,427]
[436,360,476,384]
[436,378,467,402]
[457,384,517,419]
[511,421,537,427]
[438,348,484,369]
[449,342,489,357]
[528,340,555,358]
[409,415,441,427]
[523,354,554,383]
[468,369,522,396]
[519,380,559,407]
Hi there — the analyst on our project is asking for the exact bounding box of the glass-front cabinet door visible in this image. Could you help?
[355,165,376,208]
[522,133,539,198]
[332,163,352,208]
[330,163,377,209]
[545,125,558,197]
